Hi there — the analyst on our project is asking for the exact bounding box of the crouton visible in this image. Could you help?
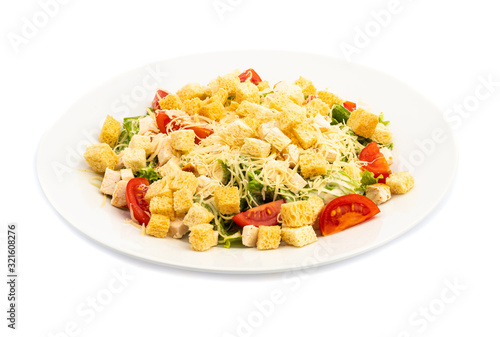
[129,135,152,155]
[176,83,209,101]
[219,120,254,147]
[243,107,277,131]
[182,97,203,116]
[189,224,218,252]
[149,194,175,220]
[84,143,119,173]
[235,101,270,118]
[280,201,311,228]
[235,82,260,104]
[209,71,240,96]
[380,147,393,165]
[346,108,379,138]
[281,226,317,247]
[198,101,226,121]
[299,152,327,178]
[183,203,215,229]
[170,129,195,153]
[257,80,270,91]
[214,186,240,215]
[120,168,134,181]
[307,195,324,229]
[170,171,198,195]
[241,138,271,158]
[257,226,281,250]
[227,101,239,112]
[99,168,121,195]
[386,171,414,194]
[235,100,253,118]
[282,144,300,168]
[294,76,317,97]
[277,109,305,134]
[206,88,228,105]
[366,183,392,205]
[173,189,194,217]
[168,218,189,239]
[159,94,182,110]
[144,178,170,202]
[111,180,128,208]
[242,225,259,247]
[306,98,331,117]
[156,158,181,180]
[372,123,393,145]
[317,90,343,108]
[268,95,305,116]
[146,214,170,238]
[292,122,318,149]
[122,148,146,173]
[139,116,159,135]
[264,127,292,152]
[273,81,305,105]
[98,115,121,147]
[287,131,302,147]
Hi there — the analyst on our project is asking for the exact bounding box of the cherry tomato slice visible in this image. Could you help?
[155,110,183,134]
[359,141,391,183]
[156,110,213,143]
[233,200,286,227]
[125,178,150,226]
[238,69,262,85]
[320,194,380,236]
[187,126,214,144]
[152,89,169,110]
[343,101,357,112]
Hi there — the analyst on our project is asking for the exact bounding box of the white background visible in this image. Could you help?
[1,0,499,336]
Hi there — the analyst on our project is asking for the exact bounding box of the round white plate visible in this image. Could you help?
[37,51,458,273]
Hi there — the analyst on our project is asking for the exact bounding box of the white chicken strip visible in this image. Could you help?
[111,181,128,208]
[100,168,121,195]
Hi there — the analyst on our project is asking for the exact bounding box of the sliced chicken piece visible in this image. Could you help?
[111,180,128,208]
[100,168,121,195]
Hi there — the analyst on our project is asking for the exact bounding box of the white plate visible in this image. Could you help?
[37,51,458,273]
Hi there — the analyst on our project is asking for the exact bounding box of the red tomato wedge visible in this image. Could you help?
[343,101,357,112]
[155,110,182,134]
[125,178,151,226]
[359,141,391,183]
[320,194,380,236]
[233,200,286,227]
[238,69,262,85]
[155,110,213,144]
[189,126,214,143]
[152,89,169,110]
[305,95,318,104]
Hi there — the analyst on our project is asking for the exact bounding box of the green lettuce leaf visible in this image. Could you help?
[378,112,390,126]
[135,161,162,183]
[115,116,142,153]
[217,159,231,185]
[360,170,384,186]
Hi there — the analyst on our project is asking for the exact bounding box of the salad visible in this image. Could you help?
[83,68,414,252]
